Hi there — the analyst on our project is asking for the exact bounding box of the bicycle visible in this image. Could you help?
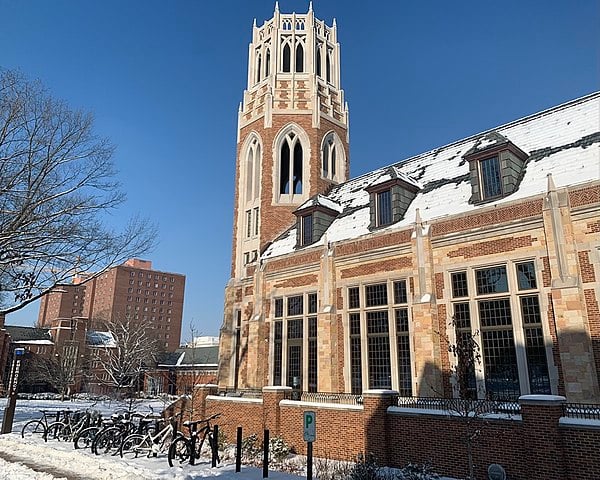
[92,410,155,455]
[167,413,221,467]
[119,412,182,459]
[21,409,72,441]
[47,408,101,443]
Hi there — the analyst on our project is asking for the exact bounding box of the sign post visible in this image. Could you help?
[303,411,316,480]
[1,348,26,434]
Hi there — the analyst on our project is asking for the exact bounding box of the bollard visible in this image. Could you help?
[262,429,269,478]
[212,425,219,467]
[236,427,242,473]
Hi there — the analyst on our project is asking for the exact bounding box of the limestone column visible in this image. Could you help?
[410,210,442,396]
[543,174,599,401]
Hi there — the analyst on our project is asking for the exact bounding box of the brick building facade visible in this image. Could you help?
[218,5,600,404]
[38,258,185,352]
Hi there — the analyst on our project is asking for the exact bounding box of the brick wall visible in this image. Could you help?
[190,388,600,480]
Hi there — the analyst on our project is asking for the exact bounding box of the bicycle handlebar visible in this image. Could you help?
[182,412,222,429]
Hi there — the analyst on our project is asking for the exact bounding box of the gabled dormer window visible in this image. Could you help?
[294,195,341,247]
[366,168,422,230]
[464,131,528,204]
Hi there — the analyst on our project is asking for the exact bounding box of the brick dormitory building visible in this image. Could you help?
[205,6,600,478]
[1,259,186,395]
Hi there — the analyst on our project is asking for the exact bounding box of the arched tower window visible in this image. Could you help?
[279,131,304,195]
[321,131,344,182]
[295,43,304,72]
[245,136,261,201]
[256,53,262,83]
[316,44,322,77]
[326,49,332,83]
[265,48,271,76]
[282,43,291,72]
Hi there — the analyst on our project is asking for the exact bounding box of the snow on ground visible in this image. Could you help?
[0,397,304,480]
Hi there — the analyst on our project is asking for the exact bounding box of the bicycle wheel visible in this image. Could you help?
[21,420,47,440]
[120,434,151,459]
[74,426,100,450]
[168,437,191,467]
[93,427,124,455]
[46,422,69,441]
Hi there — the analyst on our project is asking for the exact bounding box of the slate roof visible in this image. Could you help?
[264,92,600,259]
[4,325,52,343]
[157,345,219,368]
[86,331,116,347]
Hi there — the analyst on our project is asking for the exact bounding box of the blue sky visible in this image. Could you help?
[1,0,598,340]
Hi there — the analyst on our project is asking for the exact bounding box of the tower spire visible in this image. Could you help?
[274,1,279,14]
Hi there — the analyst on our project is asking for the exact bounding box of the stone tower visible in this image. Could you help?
[231,2,349,278]
[220,3,350,389]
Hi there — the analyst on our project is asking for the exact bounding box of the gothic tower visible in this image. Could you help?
[219,3,350,389]
[231,2,349,278]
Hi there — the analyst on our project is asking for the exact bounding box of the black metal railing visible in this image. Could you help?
[218,388,263,399]
[396,396,521,416]
[285,391,363,405]
[564,403,600,420]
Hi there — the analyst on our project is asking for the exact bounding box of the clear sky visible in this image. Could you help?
[1,0,598,340]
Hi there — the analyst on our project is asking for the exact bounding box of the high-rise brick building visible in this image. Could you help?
[38,259,185,352]
[218,4,600,403]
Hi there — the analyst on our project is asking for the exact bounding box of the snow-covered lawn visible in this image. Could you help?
[0,397,303,480]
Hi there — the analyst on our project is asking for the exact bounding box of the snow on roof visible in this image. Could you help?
[86,331,116,347]
[296,194,343,213]
[14,339,54,345]
[263,92,600,259]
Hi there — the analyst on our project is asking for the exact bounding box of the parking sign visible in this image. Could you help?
[303,411,316,442]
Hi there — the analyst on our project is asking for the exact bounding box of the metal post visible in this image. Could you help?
[307,441,313,480]
[212,424,219,467]
[190,423,197,465]
[262,429,269,478]
[1,348,25,434]
[236,426,242,472]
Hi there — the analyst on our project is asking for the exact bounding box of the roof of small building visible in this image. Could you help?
[4,325,53,343]
[264,92,600,259]
[157,345,219,368]
[86,330,116,347]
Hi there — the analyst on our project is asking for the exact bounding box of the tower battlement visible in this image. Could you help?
[239,2,348,134]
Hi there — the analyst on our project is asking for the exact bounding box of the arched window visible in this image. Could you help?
[326,49,332,83]
[265,48,271,76]
[295,43,304,72]
[245,136,261,201]
[279,132,303,195]
[321,132,343,181]
[256,53,262,83]
[283,44,291,72]
[246,148,254,199]
[316,45,322,77]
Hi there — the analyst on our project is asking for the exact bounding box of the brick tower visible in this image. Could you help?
[221,3,350,388]
[231,2,349,278]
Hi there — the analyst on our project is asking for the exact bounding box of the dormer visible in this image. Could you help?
[366,168,422,229]
[464,131,528,204]
[294,194,342,247]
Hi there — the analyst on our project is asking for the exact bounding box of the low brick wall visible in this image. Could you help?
[279,402,364,460]
[189,386,600,480]
[561,421,600,480]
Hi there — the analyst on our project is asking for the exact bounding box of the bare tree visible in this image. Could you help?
[88,315,158,398]
[24,349,82,400]
[0,69,156,314]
